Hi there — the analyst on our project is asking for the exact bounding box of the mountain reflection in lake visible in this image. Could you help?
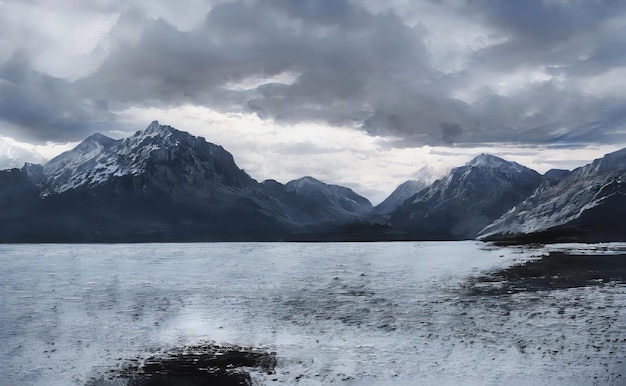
[1,242,625,386]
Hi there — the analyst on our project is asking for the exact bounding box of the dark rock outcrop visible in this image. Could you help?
[87,343,276,386]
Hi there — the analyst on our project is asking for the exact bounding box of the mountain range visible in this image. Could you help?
[1,121,624,243]
[387,154,544,240]
[479,148,626,243]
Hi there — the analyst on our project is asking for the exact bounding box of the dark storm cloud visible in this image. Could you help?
[462,0,626,76]
[0,54,119,143]
[2,0,626,145]
[79,0,432,124]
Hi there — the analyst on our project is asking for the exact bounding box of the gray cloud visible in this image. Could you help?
[462,0,626,76]
[0,54,121,143]
[1,0,626,146]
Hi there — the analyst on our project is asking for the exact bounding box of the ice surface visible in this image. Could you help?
[1,242,625,386]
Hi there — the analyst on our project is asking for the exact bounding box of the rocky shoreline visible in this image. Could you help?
[87,343,277,386]
[465,251,626,296]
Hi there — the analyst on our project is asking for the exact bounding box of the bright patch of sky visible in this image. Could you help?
[2,104,621,204]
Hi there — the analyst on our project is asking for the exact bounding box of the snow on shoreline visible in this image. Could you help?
[1,242,625,385]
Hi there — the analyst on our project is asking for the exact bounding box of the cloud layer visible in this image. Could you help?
[2,0,626,146]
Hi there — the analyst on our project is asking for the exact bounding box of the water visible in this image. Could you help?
[1,241,625,385]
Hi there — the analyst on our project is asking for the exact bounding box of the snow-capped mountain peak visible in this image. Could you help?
[388,153,543,239]
[44,132,118,174]
[468,153,527,173]
[145,120,162,133]
[126,121,187,148]
[469,153,505,167]
[39,121,250,195]
[41,132,120,193]
[135,120,181,140]
[74,132,118,152]
[479,146,626,242]
[417,154,540,204]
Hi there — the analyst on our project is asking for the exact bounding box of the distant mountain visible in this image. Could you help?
[265,176,372,225]
[373,180,427,215]
[479,148,626,243]
[41,132,121,194]
[388,154,543,240]
[543,169,571,185]
[0,121,371,242]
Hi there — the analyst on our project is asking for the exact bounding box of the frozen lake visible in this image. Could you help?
[1,241,625,385]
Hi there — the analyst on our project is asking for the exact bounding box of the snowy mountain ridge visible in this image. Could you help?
[388,154,543,240]
[39,121,245,195]
[0,121,376,241]
[468,153,526,172]
[2,120,626,242]
[479,148,626,242]
[372,180,427,215]
[42,132,120,194]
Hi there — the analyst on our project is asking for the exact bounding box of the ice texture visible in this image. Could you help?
[1,242,625,385]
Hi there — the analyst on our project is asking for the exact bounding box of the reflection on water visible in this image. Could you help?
[1,242,625,386]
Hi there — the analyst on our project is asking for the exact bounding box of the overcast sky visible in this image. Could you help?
[2,0,626,203]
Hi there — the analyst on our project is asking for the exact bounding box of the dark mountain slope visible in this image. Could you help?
[0,122,372,242]
[389,154,543,240]
[480,148,626,243]
[373,180,427,215]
